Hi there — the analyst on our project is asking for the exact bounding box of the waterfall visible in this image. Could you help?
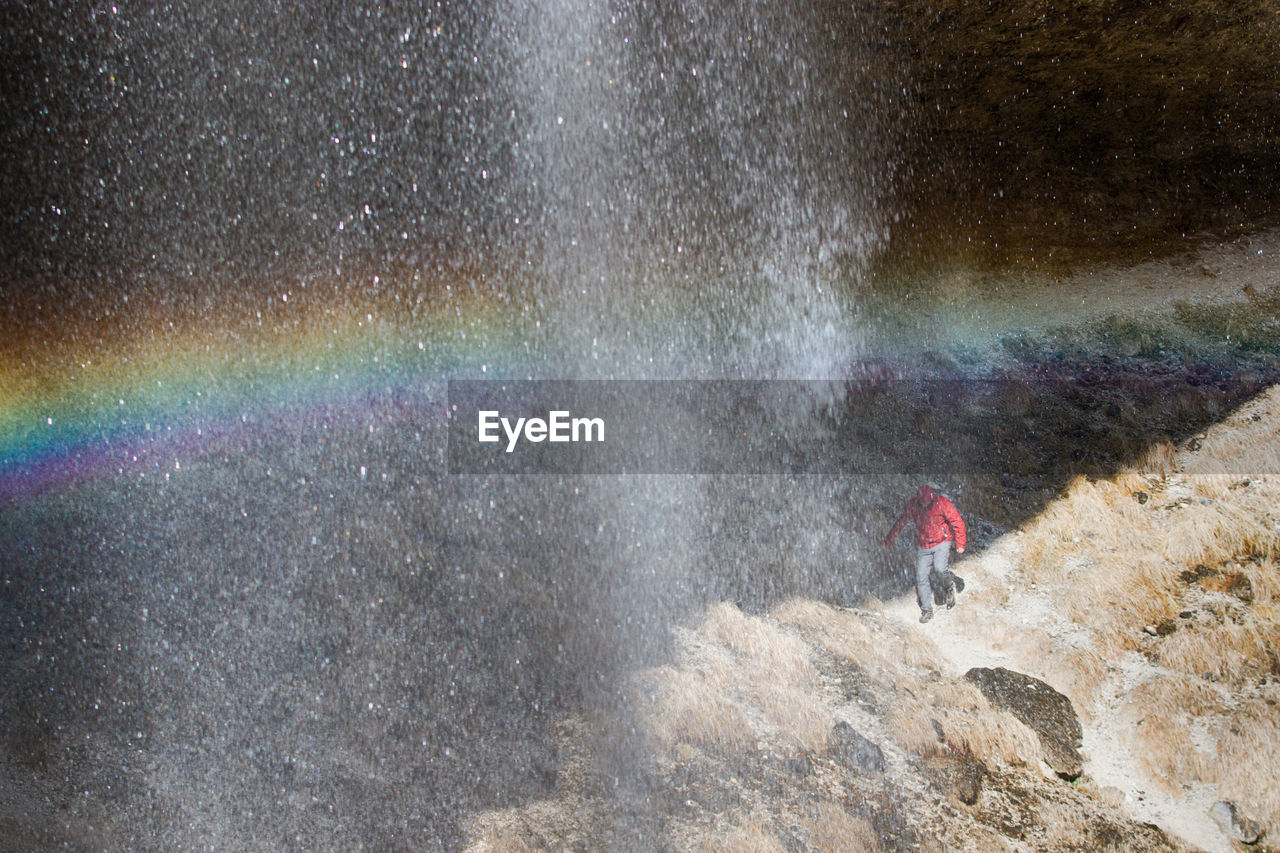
[499,0,896,378]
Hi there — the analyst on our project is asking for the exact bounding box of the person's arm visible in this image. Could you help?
[882,509,909,548]
[941,498,966,552]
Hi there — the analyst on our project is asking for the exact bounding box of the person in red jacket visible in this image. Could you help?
[882,483,967,623]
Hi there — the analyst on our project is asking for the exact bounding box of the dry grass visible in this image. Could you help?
[465,834,536,853]
[886,679,1041,768]
[696,813,787,853]
[635,665,756,757]
[1157,619,1280,685]
[1027,645,1110,718]
[702,602,817,687]
[1161,498,1275,567]
[1184,408,1280,479]
[634,603,829,758]
[886,696,946,758]
[1057,555,1180,647]
[1034,794,1143,850]
[1121,676,1223,720]
[964,618,1109,719]
[1130,713,1213,796]
[1211,696,1280,839]
[963,582,1010,611]
[802,801,882,853]
[994,386,1280,840]
[1135,439,1179,479]
[1018,476,1158,585]
[772,598,943,674]
[464,820,539,853]
[1201,558,1280,605]
[947,706,1041,768]
[773,598,880,665]
[1241,558,1280,602]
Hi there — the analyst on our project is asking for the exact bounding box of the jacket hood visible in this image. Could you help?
[916,484,935,503]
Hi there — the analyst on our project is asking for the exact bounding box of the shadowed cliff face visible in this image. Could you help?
[874,0,1280,264]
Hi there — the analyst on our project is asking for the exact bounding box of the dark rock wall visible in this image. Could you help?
[868,0,1280,258]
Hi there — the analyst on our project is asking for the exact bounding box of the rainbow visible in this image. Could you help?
[0,268,531,503]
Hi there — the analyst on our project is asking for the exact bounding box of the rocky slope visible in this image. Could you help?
[463,385,1280,852]
[462,600,1186,851]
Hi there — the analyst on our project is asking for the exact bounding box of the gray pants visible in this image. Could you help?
[916,541,955,612]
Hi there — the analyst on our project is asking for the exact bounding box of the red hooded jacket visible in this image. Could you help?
[883,485,966,551]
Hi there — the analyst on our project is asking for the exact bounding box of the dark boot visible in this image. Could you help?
[930,571,947,606]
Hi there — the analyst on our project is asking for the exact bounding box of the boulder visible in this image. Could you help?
[964,667,1083,780]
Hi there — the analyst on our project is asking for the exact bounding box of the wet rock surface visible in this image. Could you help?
[964,666,1085,781]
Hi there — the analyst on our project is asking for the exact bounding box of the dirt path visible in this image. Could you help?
[884,537,1231,852]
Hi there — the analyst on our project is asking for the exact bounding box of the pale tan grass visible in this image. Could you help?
[1135,438,1179,479]
[772,598,941,674]
[926,679,988,711]
[1253,600,1280,621]
[883,619,946,672]
[1113,468,1152,497]
[948,707,1042,767]
[1095,485,1161,563]
[634,665,755,756]
[964,581,1010,611]
[1157,620,1280,685]
[958,825,1021,853]
[1054,577,1129,639]
[990,609,1114,708]
[803,801,882,853]
[1121,676,1218,788]
[1184,402,1280,483]
[1120,676,1223,720]
[702,602,815,683]
[762,591,875,666]
[1018,477,1156,585]
[888,681,1041,767]
[697,814,787,853]
[986,623,1061,662]
[1132,715,1213,795]
[697,604,829,752]
[1211,697,1280,839]
[773,597,853,636]
[1033,646,1110,717]
[1240,558,1280,603]
[1062,555,1182,639]
[887,696,947,758]
[1163,498,1277,566]
[1187,474,1235,501]
[1036,795,1142,849]
[748,674,830,754]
